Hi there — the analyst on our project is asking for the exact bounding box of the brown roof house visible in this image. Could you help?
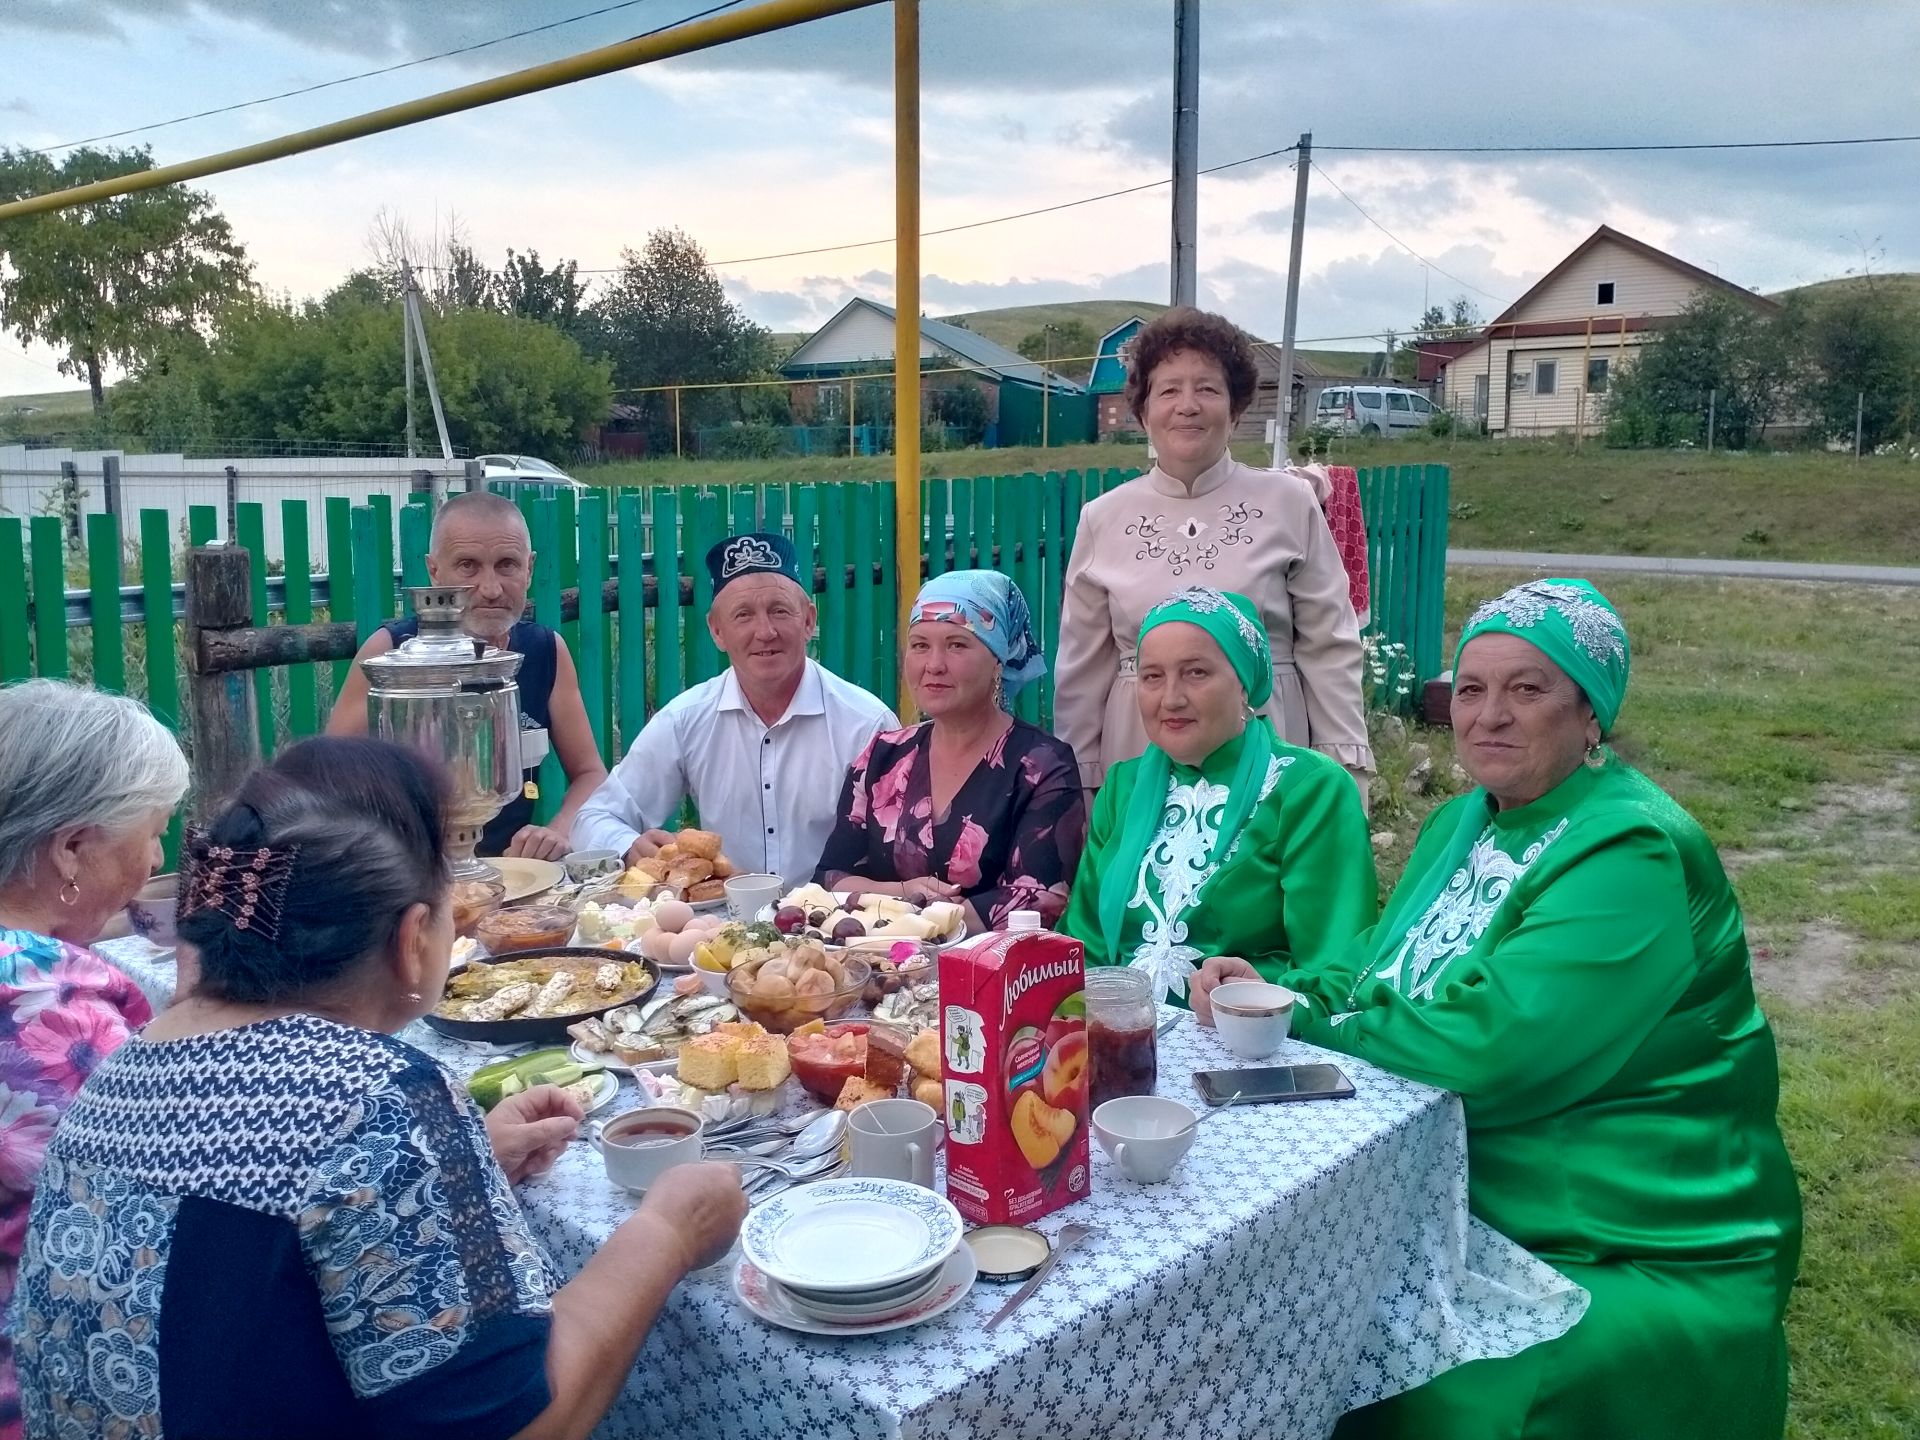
[1441,224,1779,436]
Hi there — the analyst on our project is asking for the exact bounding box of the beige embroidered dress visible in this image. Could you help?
[1054,453,1373,790]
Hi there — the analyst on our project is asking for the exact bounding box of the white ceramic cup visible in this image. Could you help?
[591,1105,705,1193]
[847,1098,940,1188]
[724,872,786,922]
[563,849,624,886]
[1092,1095,1198,1183]
[1209,980,1297,1061]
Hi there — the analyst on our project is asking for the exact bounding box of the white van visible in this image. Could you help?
[1315,385,1436,438]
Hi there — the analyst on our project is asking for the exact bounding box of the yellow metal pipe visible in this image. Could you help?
[0,0,884,222]
[892,0,922,722]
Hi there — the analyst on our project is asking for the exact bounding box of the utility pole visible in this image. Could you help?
[1170,0,1199,308]
[401,263,455,472]
[1041,325,1053,450]
[403,271,416,459]
[1270,132,1311,467]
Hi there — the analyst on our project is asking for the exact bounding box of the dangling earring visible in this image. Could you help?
[991,673,1005,710]
[404,991,423,1004]
[1584,739,1607,770]
[58,879,80,907]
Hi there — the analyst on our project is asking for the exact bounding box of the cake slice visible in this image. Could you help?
[677,1031,739,1091]
[864,1026,909,1093]
[736,1033,792,1091]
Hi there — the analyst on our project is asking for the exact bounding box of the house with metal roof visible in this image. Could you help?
[780,298,1089,446]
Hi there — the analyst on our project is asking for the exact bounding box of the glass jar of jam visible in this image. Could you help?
[1086,967,1157,1110]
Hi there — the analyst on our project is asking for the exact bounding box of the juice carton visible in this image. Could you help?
[938,930,1090,1225]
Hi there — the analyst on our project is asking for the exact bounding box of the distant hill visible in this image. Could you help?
[936,301,1169,357]
[767,299,1383,377]
[1769,272,1920,309]
[0,387,95,420]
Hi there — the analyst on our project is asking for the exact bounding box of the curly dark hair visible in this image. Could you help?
[1123,307,1261,424]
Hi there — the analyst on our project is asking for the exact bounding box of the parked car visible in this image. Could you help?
[477,454,584,494]
[1315,385,1436,438]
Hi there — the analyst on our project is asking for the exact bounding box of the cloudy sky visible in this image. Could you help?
[3,0,1917,395]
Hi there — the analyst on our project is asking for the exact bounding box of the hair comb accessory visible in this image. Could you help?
[179,826,300,942]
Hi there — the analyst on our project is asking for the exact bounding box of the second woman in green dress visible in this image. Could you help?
[1060,585,1375,1006]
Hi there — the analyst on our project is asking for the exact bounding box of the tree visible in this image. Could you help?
[1018,319,1097,384]
[0,145,253,411]
[586,228,769,451]
[1603,291,1803,448]
[1797,273,1919,448]
[112,292,611,457]
[1393,296,1481,380]
[499,248,589,334]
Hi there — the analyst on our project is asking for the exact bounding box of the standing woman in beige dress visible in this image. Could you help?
[1055,308,1374,791]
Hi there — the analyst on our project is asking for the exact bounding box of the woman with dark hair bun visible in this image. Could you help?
[15,737,746,1440]
[1054,306,1374,794]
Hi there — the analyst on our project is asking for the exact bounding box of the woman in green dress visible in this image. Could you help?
[1060,585,1375,1006]
[1195,577,1802,1440]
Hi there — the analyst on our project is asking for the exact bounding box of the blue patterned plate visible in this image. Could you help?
[741,1178,964,1293]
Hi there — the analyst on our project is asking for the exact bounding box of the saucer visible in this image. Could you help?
[734,1244,976,1336]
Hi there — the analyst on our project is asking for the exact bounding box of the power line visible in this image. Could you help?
[1308,159,1511,307]
[1317,134,1920,155]
[560,144,1300,272]
[22,0,687,156]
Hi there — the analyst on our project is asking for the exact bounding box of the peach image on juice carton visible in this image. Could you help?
[938,930,1091,1226]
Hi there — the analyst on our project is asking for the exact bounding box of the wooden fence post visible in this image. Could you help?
[184,544,261,820]
[101,455,122,519]
[463,459,484,493]
[223,465,240,542]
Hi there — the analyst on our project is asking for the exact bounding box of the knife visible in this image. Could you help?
[984,1221,1095,1332]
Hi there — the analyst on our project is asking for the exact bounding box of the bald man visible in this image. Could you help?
[328,490,607,859]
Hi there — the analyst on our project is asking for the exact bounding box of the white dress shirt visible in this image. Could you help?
[574,660,898,886]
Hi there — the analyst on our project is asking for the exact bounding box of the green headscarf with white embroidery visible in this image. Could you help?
[1097,587,1276,960]
[1456,577,1630,733]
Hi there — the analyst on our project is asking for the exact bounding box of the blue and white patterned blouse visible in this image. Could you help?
[13,1015,558,1439]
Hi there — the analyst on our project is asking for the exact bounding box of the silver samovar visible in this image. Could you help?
[359,586,524,881]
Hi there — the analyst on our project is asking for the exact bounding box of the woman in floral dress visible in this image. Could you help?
[816,572,1087,931]
[0,679,189,1439]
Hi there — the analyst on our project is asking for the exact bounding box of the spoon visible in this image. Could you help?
[1170,1105,1229,1138]
[732,1148,844,1181]
[782,1108,848,1161]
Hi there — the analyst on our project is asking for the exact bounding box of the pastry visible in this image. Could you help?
[833,1075,892,1111]
[911,1077,943,1110]
[903,1028,940,1080]
[687,878,726,903]
[676,828,723,860]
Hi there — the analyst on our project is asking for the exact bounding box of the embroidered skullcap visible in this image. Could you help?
[1139,586,1274,707]
[706,531,805,598]
[909,570,1046,710]
[1456,578,1630,732]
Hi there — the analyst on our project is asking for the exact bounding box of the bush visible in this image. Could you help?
[1426,409,1459,438]
[1295,424,1337,459]
[699,423,786,460]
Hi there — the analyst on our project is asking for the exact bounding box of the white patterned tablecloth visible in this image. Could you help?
[98,939,1585,1440]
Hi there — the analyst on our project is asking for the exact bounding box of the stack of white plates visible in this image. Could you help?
[736,1178,975,1334]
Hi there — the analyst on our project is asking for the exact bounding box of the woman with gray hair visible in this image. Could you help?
[0,678,187,1440]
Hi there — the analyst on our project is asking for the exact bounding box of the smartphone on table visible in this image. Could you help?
[1193,1063,1356,1106]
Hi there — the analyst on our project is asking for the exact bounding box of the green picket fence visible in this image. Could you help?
[3,464,1449,861]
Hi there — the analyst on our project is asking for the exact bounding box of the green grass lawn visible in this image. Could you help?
[1377,571,1920,1439]
[578,434,1920,568]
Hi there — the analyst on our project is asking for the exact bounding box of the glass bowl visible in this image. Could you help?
[726,950,872,1034]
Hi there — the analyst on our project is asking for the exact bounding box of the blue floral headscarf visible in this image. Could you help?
[908,570,1046,709]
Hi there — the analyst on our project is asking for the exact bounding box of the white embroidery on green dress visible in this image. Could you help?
[1467,580,1625,666]
[1125,755,1291,1002]
[1360,818,1571,1004]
